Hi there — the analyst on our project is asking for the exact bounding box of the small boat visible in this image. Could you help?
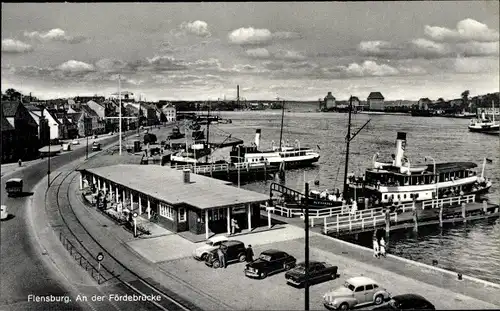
[468,101,499,132]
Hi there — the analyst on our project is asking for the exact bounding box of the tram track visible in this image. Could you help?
[46,155,234,311]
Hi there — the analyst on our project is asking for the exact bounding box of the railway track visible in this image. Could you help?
[45,164,198,311]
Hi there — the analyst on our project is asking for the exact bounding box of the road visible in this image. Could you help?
[0,133,124,310]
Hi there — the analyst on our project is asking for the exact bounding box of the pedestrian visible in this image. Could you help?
[372,235,380,258]
[245,244,254,263]
[18,159,22,167]
[380,237,387,257]
[351,200,358,219]
[231,218,236,235]
[217,245,227,268]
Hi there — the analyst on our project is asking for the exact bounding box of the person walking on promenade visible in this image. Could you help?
[245,245,254,263]
[372,234,380,258]
[217,245,227,268]
[351,200,358,219]
[18,159,22,167]
[379,237,387,257]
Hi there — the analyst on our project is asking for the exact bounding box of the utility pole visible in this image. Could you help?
[119,75,122,155]
[206,100,211,163]
[304,182,310,311]
[86,135,89,159]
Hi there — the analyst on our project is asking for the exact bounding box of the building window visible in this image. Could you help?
[159,202,174,220]
[178,208,186,222]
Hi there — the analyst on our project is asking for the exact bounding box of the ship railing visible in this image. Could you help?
[193,163,229,174]
[322,212,398,234]
[422,194,475,210]
[260,204,303,218]
[172,163,193,170]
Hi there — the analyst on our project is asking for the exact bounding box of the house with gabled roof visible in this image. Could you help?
[367,92,385,111]
[25,104,50,145]
[80,103,105,135]
[1,101,39,161]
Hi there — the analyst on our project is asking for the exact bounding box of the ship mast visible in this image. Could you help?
[279,98,285,150]
[206,100,211,163]
[343,96,371,201]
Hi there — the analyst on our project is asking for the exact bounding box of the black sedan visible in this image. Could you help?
[244,249,296,279]
[372,294,435,310]
[285,261,338,287]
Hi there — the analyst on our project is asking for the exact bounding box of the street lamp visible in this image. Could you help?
[132,212,138,237]
[302,182,310,311]
[86,135,89,159]
[425,156,437,206]
[47,124,57,188]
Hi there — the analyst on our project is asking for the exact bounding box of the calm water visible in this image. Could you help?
[212,108,500,284]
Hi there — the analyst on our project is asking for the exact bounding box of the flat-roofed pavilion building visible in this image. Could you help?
[78,164,269,239]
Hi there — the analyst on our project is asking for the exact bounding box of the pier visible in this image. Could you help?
[171,162,279,181]
[262,194,500,236]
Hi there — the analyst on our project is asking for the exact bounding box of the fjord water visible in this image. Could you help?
[214,107,500,284]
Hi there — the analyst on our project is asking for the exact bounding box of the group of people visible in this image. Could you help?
[372,233,387,258]
[216,244,254,269]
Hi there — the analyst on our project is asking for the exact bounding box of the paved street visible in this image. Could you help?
[0,132,136,311]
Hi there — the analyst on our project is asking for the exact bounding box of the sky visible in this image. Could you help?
[1,2,499,101]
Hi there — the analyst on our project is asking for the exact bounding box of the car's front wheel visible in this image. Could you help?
[212,261,220,269]
[374,294,384,305]
[238,253,246,262]
[200,253,207,261]
[339,302,349,310]
[259,271,267,279]
[284,263,292,270]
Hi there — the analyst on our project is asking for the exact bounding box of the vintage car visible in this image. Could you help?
[323,276,390,310]
[372,294,435,310]
[72,139,80,145]
[91,142,101,151]
[244,249,296,279]
[285,261,338,287]
[1,205,8,220]
[192,236,229,261]
[5,178,23,197]
[205,240,246,268]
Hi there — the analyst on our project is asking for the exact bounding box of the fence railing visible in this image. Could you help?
[422,194,475,210]
[322,212,398,234]
[58,232,109,284]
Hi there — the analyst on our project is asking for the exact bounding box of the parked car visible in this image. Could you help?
[1,205,8,220]
[285,261,338,287]
[244,249,296,279]
[372,294,435,310]
[72,140,80,145]
[91,142,101,151]
[192,236,229,261]
[323,277,390,310]
[205,240,246,268]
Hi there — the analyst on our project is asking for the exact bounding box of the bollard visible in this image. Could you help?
[458,273,463,280]
[432,259,438,266]
[413,208,418,233]
[461,203,466,223]
[439,204,443,228]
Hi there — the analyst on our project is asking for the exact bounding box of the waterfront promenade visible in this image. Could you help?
[58,169,500,310]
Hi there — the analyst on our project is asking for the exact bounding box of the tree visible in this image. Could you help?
[5,88,22,101]
[461,90,470,104]
[143,133,157,145]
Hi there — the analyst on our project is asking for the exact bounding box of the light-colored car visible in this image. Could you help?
[192,236,229,261]
[323,276,390,310]
[72,140,80,145]
[1,205,8,220]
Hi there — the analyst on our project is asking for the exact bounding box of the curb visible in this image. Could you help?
[310,231,500,289]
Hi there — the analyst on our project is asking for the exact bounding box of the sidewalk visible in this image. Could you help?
[67,172,500,310]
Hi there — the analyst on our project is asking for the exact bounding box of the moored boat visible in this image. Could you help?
[347,132,492,208]
[468,101,499,132]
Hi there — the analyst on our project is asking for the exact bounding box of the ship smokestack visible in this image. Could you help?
[255,129,261,148]
[394,132,406,167]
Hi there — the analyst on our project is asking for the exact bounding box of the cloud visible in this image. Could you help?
[180,20,211,37]
[2,39,33,53]
[24,28,87,44]
[454,56,499,73]
[246,48,271,58]
[455,41,499,57]
[274,50,306,61]
[358,40,394,55]
[145,56,188,71]
[425,18,499,42]
[57,60,95,72]
[95,59,131,73]
[229,27,272,45]
[411,38,449,56]
[228,27,302,46]
[343,60,399,77]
